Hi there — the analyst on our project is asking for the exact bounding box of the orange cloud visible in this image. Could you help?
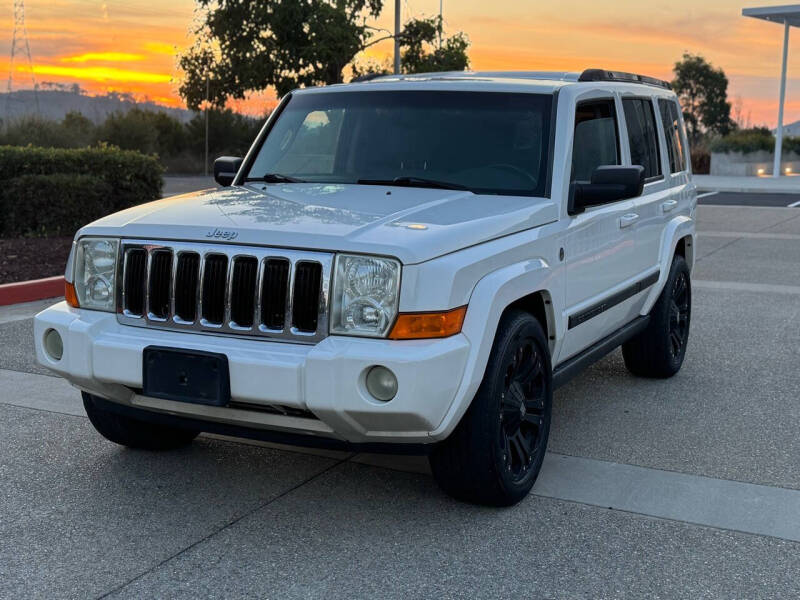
[22,64,172,84]
[61,52,145,63]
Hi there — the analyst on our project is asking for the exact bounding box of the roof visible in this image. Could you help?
[293,70,676,96]
[368,71,582,83]
[743,4,800,27]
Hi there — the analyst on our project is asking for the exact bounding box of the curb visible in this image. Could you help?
[696,186,800,194]
[0,276,64,307]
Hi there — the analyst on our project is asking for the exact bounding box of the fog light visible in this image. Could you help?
[44,328,63,361]
[365,366,398,402]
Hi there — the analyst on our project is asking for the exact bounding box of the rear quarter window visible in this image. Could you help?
[658,99,687,173]
[622,98,662,180]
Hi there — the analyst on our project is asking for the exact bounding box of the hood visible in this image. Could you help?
[80,183,559,264]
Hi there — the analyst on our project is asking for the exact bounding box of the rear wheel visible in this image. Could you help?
[429,310,552,506]
[82,392,199,450]
[622,254,691,378]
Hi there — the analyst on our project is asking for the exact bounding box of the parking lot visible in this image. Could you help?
[2,200,800,598]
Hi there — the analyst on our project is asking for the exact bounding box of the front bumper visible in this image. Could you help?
[34,302,470,444]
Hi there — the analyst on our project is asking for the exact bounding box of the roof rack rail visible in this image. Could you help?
[351,72,388,83]
[578,69,671,90]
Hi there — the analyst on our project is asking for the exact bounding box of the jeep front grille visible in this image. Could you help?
[117,240,332,344]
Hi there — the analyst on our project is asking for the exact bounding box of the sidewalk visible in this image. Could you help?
[695,174,800,194]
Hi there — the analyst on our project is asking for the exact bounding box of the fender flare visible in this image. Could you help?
[641,216,695,314]
[428,257,559,440]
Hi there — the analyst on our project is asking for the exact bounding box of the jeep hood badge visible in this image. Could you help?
[206,228,239,241]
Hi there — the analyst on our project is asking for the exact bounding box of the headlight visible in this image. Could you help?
[330,254,401,338]
[73,237,119,312]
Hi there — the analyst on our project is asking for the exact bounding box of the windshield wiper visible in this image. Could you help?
[357,176,470,191]
[247,173,306,183]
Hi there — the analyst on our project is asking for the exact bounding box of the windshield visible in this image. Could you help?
[245,90,553,197]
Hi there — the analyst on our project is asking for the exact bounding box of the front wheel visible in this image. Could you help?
[429,310,553,506]
[622,254,691,378]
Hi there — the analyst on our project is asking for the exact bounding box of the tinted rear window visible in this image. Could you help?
[622,98,662,180]
[659,99,687,173]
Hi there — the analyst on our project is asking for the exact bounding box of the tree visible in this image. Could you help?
[400,16,469,74]
[185,108,263,157]
[672,53,733,143]
[179,2,471,109]
[179,0,384,109]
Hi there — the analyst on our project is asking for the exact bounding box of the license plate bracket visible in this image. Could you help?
[142,346,230,407]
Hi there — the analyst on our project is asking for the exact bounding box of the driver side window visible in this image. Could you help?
[571,99,620,183]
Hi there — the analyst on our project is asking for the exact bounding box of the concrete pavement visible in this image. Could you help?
[695,173,800,193]
[2,203,800,598]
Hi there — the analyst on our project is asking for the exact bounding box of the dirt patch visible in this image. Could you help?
[0,236,73,284]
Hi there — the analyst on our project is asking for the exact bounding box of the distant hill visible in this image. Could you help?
[0,89,194,123]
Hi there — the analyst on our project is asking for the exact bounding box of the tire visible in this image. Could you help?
[429,310,553,506]
[622,254,691,378]
[82,392,199,450]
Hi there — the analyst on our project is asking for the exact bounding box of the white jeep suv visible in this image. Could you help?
[34,69,695,506]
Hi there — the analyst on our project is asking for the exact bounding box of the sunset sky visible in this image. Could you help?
[2,0,800,126]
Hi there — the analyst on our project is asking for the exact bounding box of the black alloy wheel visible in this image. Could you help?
[622,254,692,378]
[499,339,549,482]
[429,310,553,506]
[668,270,690,359]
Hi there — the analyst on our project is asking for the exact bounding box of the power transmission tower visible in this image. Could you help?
[6,0,40,119]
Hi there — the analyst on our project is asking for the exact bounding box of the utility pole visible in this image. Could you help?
[393,0,401,74]
[204,75,210,177]
[439,0,443,48]
[774,21,790,178]
[6,0,40,119]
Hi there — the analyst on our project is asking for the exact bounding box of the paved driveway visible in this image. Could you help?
[2,204,800,598]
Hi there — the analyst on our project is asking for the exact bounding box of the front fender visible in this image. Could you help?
[428,257,560,440]
[641,215,695,314]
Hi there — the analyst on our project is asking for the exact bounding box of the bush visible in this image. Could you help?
[0,145,164,237]
[0,174,113,237]
[0,113,95,149]
[710,127,773,154]
[710,126,800,155]
[0,106,265,174]
[96,108,189,157]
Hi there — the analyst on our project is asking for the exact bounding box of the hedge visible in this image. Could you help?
[711,128,800,155]
[0,145,164,237]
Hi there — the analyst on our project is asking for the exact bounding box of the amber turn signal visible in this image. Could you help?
[65,281,80,308]
[388,306,467,340]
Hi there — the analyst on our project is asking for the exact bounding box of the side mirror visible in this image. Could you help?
[213,156,243,187]
[569,165,645,214]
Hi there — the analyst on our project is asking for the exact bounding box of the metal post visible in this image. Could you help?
[204,76,210,178]
[774,20,790,177]
[394,0,401,74]
[439,0,443,48]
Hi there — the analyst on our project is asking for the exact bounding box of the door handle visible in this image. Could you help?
[619,213,639,228]
[661,199,678,213]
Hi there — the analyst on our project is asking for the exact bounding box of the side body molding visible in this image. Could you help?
[428,257,560,440]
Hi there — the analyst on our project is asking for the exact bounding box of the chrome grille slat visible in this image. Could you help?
[292,262,322,333]
[201,254,228,326]
[122,248,146,317]
[147,249,172,321]
[174,252,200,323]
[230,256,258,329]
[284,259,295,333]
[261,258,290,331]
[116,240,332,344]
